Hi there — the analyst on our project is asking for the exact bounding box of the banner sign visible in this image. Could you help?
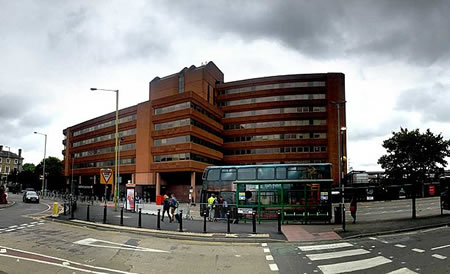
[126,187,135,211]
[100,169,113,185]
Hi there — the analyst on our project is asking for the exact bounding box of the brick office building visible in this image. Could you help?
[62,62,346,202]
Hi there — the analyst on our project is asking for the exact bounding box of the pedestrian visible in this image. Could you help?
[207,194,216,221]
[161,194,171,222]
[350,196,357,224]
[222,198,228,219]
[218,196,225,219]
[169,194,179,223]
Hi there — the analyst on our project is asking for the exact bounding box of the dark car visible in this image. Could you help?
[23,191,40,203]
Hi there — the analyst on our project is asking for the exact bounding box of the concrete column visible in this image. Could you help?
[132,173,135,184]
[191,172,196,203]
[93,175,96,185]
[79,175,82,184]
[156,172,161,197]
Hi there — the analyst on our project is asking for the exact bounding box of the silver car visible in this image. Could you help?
[23,191,40,203]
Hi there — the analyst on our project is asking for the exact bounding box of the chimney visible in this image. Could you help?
[0,145,3,151]
[18,149,22,157]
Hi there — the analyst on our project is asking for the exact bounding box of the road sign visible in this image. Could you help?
[429,185,435,195]
[100,169,113,185]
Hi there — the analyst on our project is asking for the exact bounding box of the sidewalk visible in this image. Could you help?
[51,199,450,243]
[0,200,15,208]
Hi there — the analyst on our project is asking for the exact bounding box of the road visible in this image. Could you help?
[0,195,274,274]
[2,194,449,273]
[267,225,450,273]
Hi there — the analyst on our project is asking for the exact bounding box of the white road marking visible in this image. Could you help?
[431,244,450,251]
[0,245,136,274]
[74,238,169,253]
[298,242,353,251]
[5,229,16,232]
[387,267,418,274]
[37,223,45,225]
[30,222,38,224]
[269,264,279,271]
[16,227,25,230]
[318,256,392,274]
[27,225,35,227]
[307,249,370,261]
[266,255,273,261]
[261,243,267,247]
[432,254,447,260]
[0,249,6,253]
[395,244,406,248]
[20,224,28,226]
[369,237,377,240]
[8,225,18,228]
[411,248,425,253]
[263,248,270,253]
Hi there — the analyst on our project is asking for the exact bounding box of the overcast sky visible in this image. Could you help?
[1,0,449,171]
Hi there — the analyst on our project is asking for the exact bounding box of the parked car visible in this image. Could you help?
[23,191,40,203]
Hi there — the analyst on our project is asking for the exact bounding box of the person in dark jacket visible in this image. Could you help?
[161,194,171,222]
[350,196,357,224]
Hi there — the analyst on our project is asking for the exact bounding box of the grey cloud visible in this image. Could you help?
[161,0,450,65]
[396,83,450,122]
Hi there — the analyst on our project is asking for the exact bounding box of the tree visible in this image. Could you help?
[378,128,450,218]
[35,157,65,191]
[17,163,39,191]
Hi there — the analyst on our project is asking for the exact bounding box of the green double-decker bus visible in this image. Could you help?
[201,163,333,223]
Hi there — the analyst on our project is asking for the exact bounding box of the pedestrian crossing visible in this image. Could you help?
[0,220,45,234]
[298,242,418,274]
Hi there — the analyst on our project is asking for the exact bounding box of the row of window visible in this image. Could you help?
[153,135,221,151]
[0,165,10,174]
[73,158,136,169]
[154,118,222,137]
[224,120,327,130]
[224,132,327,143]
[219,94,326,107]
[224,146,327,155]
[154,102,220,123]
[224,106,326,118]
[73,115,137,137]
[74,143,136,158]
[207,165,330,181]
[153,153,220,165]
[0,158,18,164]
[72,129,136,148]
[220,81,325,95]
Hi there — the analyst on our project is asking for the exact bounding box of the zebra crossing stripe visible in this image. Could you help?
[307,249,370,261]
[318,256,392,274]
[411,248,424,253]
[298,242,353,251]
[432,254,447,260]
[395,244,406,248]
[387,267,418,274]
[269,264,279,271]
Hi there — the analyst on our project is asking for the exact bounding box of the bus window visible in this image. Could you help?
[258,167,275,180]
[207,169,220,181]
[260,191,279,205]
[221,168,237,181]
[287,167,307,179]
[238,168,256,180]
[276,167,286,179]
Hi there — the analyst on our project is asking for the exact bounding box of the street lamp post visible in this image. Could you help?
[34,131,47,198]
[330,101,346,231]
[91,88,119,211]
[118,137,124,204]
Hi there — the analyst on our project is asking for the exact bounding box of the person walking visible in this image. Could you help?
[207,194,216,221]
[161,194,171,222]
[350,196,357,224]
[169,194,178,223]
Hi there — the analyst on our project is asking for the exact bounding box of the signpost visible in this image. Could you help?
[100,169,113,204]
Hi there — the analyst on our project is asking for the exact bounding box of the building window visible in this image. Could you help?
[6,159,10,164]
[219,94,327,107]
[178,71,185,93]
[0,165,2,173]
[5,166,10,173]
[73,114,137,137]
[220,81,326,95]
[0,158,2,163]
[14,159,18,164]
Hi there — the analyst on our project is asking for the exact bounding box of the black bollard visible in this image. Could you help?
[103,204,107,224]
[120,206,124,226]
[157,209,161,230]
[227,210,231,234]
[179,210,183,232]
[87,205,90,221]
[70,201,75,220]
[138,208,142,228]
[203,209,207,233]
[277,210,281,234]
[64,202,67,216]
[252,210,257,234]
